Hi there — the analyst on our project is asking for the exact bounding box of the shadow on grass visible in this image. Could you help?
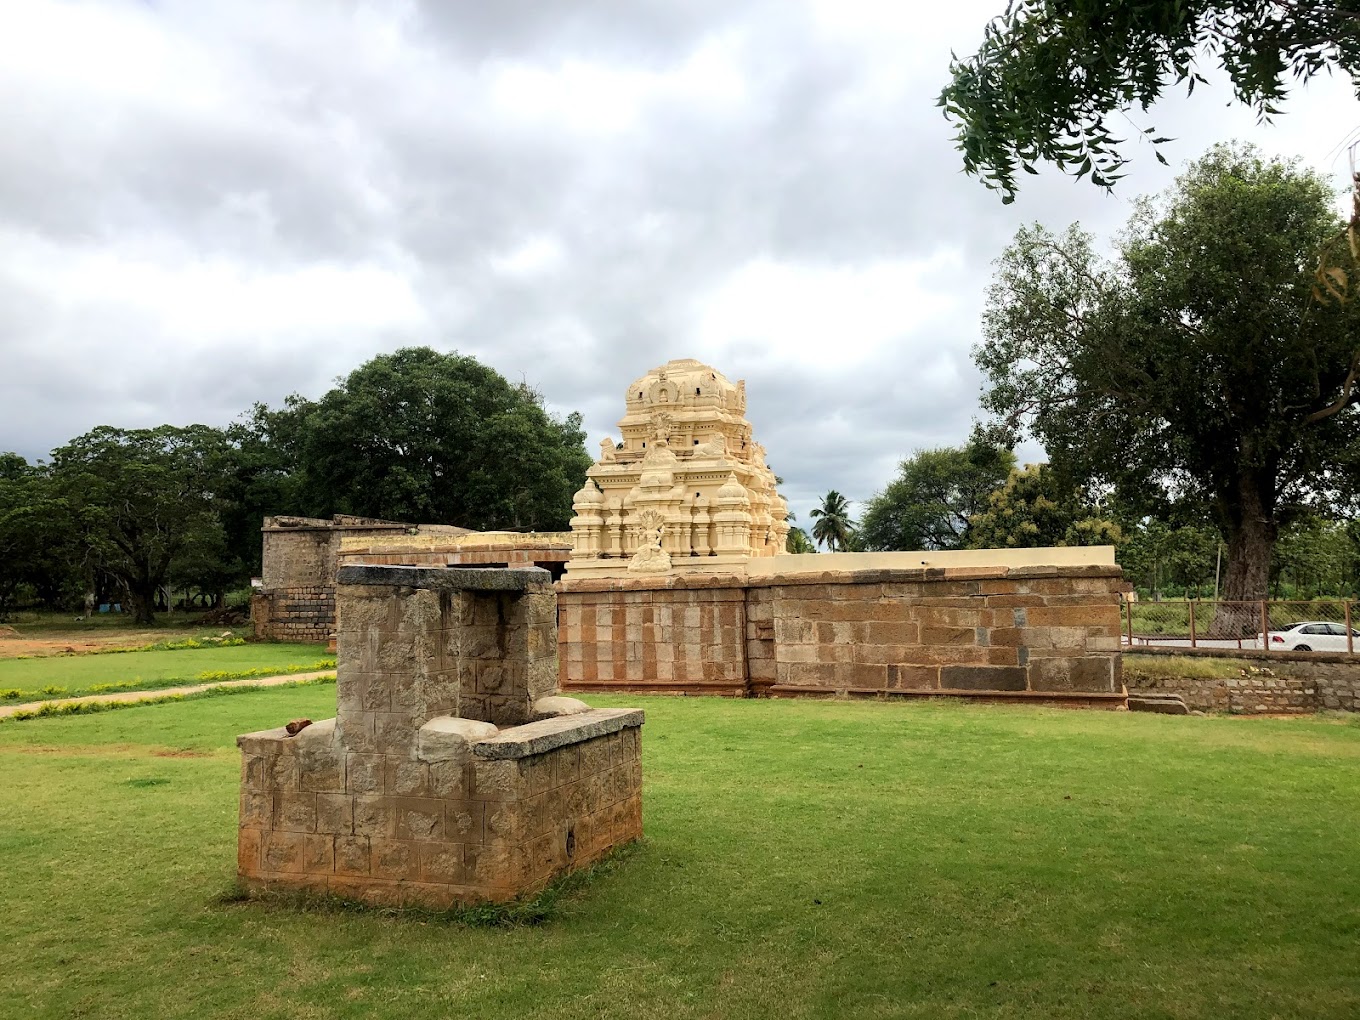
[212,839,645,928]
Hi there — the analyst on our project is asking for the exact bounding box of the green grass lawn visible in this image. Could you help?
[1,692,1358,1019]
[0,643,332,700]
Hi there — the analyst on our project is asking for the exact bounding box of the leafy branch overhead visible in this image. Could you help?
[940,1,1360,202]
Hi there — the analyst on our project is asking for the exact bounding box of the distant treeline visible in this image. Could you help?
[0,348,592,623]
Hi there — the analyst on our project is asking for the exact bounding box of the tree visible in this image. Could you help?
[809,490,857,551]
[941,1,1360,203]
[1271,513,1354,597]
[49,425,232,624]
[859,440,1016,551]
[1118,518,1222,598]
[965,463,1121,549]
[274,348,592,531]
[0,455,80,619]
[785,526,817,554]
[976,144,1360,603]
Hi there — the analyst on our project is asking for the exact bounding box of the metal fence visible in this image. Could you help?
[1122,597,1360,653]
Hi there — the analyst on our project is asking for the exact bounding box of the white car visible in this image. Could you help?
[1265,621,1360,652]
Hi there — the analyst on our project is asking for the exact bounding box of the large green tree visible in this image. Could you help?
[976,144,1360,601]
[941,1,1360,202]
[270,348,591,532]
[965,463,1121,549]
[49,425,232,624]
[0,454,80,619]
[859,440,1016,551]
[809,490,857,551]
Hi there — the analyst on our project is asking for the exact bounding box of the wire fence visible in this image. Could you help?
[1123,597,1360,654]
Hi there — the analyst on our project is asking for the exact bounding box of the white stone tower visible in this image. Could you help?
[565,359,790,578]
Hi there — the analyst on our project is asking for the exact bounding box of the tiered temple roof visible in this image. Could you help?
[565,359,789,577]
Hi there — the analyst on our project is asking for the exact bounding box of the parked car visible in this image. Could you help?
[1263,621,1360,652]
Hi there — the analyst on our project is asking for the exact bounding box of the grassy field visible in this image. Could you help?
[1,692,1358,1019]
[0,643,333,701]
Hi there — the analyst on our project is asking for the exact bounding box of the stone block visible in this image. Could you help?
[420,843,470,884]
[939,665,1028,691]
[238,827,263,876]
[353,796,395,838]
[261,831,333,875]
[345,753,385,795]
[240,790,272,829]
[274,792,318,833]
[370,838,420,882]
[317,793,354,835]
[429,760,469,798]
[885,664,941,689]
[385,759,431,797]
[472,760,524,801]
[334,835,371,876]
[920,626,976,646]
[392,797,445,841]
[446,800,486,843]
[465,843,524,890]
[1029,656,1115,692]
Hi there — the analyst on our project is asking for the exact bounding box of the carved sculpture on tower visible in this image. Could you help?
[566,358,791,578]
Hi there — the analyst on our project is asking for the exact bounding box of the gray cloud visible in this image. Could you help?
[1,0,1357,530]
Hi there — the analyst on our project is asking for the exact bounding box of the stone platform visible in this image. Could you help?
[237,565,644,908]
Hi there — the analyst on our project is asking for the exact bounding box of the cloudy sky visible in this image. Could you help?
[3,1,1359,525]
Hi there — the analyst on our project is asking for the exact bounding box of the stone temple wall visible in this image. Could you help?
[558,564,1128,705]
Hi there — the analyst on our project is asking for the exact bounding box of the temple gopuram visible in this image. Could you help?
[565,359,790,578]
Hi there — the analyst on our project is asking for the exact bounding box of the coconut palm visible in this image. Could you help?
[809,490,856,551]
[785,526,817,554]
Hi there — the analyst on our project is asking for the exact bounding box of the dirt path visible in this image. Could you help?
[0,670,335,720]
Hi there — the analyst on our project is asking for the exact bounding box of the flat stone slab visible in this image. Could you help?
[337,564,553,592]
[473,708,644,759]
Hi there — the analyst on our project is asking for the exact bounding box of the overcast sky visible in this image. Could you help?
[3,1,1359,525]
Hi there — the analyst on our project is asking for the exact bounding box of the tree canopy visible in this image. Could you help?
[965,463,1121,549]
[48,425,233,624]
[940,1,1360,202]
[859,440,1015,551]
[268,348,592,532]
[976,144,1360,600]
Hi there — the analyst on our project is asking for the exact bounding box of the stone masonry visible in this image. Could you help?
[559,564,1129,705]
[1126,650,1360,713]
[238,565,644,907]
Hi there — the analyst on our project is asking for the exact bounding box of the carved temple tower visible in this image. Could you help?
[565,359,790,578]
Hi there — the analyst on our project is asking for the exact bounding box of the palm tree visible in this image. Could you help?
[809,490,856,551]
[785,526,817,554]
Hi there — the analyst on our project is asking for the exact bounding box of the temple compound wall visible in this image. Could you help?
[252,515,572,643]
[560,359,1129,705]
[558,551,1128,705]
[238,565,643,908]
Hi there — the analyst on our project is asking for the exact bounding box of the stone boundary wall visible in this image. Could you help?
[1126,649,1360,713]
[558,565,1129,702]
[251,586,335,644]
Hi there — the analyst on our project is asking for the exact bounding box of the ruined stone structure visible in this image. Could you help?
[238,565,643,907]
[559,549,1130,707]
[566,359,790,578]
[252,515,573,643]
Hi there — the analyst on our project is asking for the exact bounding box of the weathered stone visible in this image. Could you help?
[940,666,1028,691]
[471,710,646,760]
[241,564,644,908]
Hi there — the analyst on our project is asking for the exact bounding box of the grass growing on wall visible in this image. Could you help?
[0,643,331,701]
[2,691,1359,1018]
